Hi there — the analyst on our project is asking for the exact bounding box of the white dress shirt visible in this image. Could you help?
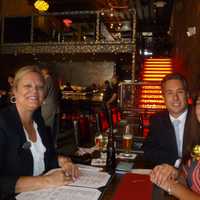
[169,109,188,167]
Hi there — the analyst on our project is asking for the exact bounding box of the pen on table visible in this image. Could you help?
[65,172,76,181]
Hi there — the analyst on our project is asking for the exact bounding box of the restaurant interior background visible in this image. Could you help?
[0,0,200,143]
[0,0,200,89]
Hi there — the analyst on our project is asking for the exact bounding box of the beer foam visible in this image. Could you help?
[123,134,133,139]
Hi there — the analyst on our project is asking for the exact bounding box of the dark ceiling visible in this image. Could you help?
[28,0,174,33]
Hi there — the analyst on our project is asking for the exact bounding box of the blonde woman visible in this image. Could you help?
[0,66,79,200]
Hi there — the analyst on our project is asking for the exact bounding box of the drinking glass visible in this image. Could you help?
[122,125,133,156]
[95,134,103,151]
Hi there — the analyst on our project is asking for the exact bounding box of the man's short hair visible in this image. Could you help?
[161,73,188,92]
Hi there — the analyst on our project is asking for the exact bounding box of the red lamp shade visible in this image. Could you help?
[63,18,72,27]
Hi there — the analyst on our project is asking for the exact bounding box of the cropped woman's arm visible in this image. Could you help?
[150,164,200,200]
[15,169,72,193]
[159,179,200,200]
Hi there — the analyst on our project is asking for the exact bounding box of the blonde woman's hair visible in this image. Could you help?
[13,65,45,89]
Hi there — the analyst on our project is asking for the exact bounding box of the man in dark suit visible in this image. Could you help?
[144,73,191,168]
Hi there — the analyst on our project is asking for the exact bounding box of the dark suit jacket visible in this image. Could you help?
[143,108,191,167]
[0,105,58,199]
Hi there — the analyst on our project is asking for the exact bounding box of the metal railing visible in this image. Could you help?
[0,9,136,45]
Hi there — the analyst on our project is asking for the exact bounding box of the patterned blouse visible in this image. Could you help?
[183,158,200,194]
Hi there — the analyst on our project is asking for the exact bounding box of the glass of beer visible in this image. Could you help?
[122,125,133,156]
[95,134,103,150]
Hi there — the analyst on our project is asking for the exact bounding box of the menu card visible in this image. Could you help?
[16,186,101,200]
[112,173,153,200]
[16,165,111,200]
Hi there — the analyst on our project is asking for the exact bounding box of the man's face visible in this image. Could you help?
[162,79,188,118]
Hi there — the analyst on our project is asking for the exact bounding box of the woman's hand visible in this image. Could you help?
[155,178,178,195]
[150,164,178,186]
[45,169,73,187]
[58,156,80,179]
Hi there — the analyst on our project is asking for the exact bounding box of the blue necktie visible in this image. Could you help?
[173,120,182,157]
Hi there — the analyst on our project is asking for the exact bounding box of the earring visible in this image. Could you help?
[10,96,16,104]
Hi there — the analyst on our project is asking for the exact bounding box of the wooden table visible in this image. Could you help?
[101,174,172,200]
[100,153,146,200]
[100,173,123,200]
[100,154,172,200]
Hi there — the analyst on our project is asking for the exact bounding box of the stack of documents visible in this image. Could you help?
[16,186,101,200]
[16,165,111,200]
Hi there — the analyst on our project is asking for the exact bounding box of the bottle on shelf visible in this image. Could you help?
[94,113,103,150]
[73,120,79,146]
[138,115,144,137]
[106,109,116,174]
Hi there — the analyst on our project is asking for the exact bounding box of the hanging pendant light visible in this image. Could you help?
[34,0,49,12]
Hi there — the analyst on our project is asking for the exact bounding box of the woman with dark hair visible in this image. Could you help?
[150,94,200,200]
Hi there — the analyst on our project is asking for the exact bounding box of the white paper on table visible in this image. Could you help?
[131,168,152,175]
[16,186,101,200]
[76,146,97,156]
[70,168,111,188]
[44,167,110,189]
[76,164,103,172]
[117,153,137,160]
[91,158,106,166]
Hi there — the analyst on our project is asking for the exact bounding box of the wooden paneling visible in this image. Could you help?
[171,0,200,95]
[0,0,33,16]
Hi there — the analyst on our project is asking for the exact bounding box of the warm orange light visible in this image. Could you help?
[140,99,164,103]
[139,58,173,111]
[143,71,172,74]
[144,65,172,68]
[141,95,163,99]
[143,78,163,81]
[145,59,172,61]
[34,0,49,11]
[143,74,167,78]
[142,86,161,89]
[145,62,172,64]
[139,104,166,109]
[142,90,162,94]
[144,68,172,71]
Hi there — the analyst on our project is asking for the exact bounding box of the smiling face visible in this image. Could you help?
[14,72,45,112]
[162,79,188,118]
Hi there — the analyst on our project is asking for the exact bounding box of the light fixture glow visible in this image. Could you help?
[146,59,171,61]
[145,61,171,63]
[144,67,172,70]
[140,99,164,103]
[63,18,72,27]
[143,71,172,74]
[142,86,161,89]
[139,104,166,109]
[145,64,172,66]
[143,78,163,81]
[34,0,49,12]
[139,58,173,111]
[143,74,167,78]
[142,90,162,94]
[141,95,163,99]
